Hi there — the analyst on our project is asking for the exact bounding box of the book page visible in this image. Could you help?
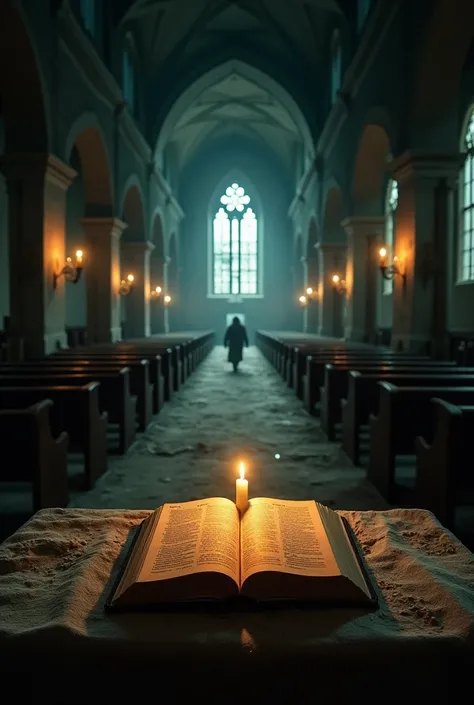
[241,498,340,584]
[137,498,240,584]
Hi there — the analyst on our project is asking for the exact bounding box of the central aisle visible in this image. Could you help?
[70,346,387,511]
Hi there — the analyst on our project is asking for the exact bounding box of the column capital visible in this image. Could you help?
[81,217,128,240]
[0,153,77,190]
[121,239,155,253]
[341,216,386,237]
[390,150,463,185]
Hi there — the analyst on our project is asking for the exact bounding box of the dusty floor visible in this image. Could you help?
[69,346,388,512]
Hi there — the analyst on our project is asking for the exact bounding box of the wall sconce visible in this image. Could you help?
[119,274,135,296]
[298,295,308,308]
[305,287,318,300]
[332,274,347,294]
[379,248,406,282]
[150,286,162,299]
[163,295,171,306]
[53,250,84,289]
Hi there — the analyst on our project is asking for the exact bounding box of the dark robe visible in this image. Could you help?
[224,322,249,364]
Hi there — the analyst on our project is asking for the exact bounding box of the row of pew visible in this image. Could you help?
[0,332,215,534]
[256,331,473,533]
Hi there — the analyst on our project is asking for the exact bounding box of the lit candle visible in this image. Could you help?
[379,247,387,267]
[236,462,248,513]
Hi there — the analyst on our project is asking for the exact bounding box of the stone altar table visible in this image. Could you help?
[0,507,473,704]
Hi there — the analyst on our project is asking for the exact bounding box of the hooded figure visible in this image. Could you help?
[224,316,249,372]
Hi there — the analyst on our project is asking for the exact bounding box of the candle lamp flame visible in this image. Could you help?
[239,462,245,480]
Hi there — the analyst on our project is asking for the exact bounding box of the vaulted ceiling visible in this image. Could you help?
[115,0,343,72]
[114,1,346,171]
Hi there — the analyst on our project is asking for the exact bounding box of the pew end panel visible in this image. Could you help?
[0,400,69,510]
[415,399,464,529]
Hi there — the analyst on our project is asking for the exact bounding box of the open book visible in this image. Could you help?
[106,498,377,610]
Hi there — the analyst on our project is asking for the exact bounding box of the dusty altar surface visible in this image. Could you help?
[1,507,473,703]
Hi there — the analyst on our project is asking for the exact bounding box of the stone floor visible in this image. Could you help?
[69,346,388,512]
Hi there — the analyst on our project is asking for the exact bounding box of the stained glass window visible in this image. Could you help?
[331,31,342,106]
[383,179,398,295]
[460,110,474,281]
[80,0,95,36]
[212,183,259,296]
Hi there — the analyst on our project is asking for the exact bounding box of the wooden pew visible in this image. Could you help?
[341,370,473,464]
[368,384,474,501]
[52,351,165,412]
[0,384,107,488]
[321,362,465,441]
[1,360,152,432]
[70,346,174,402]
[0,370,135,454]
[415,400,474,529]
[304,353,437,412]
[0,400,69,510]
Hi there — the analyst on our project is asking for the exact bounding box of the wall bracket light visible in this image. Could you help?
[379,248,406,282]
[332,274,347,294]
[150,286,162,299]
[119,274,135,296]
[53,250,84,289]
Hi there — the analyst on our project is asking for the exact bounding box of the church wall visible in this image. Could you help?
[178,140,296,341]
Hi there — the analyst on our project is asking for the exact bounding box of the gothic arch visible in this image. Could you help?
[352,124,391,215]
[65,114,113,216]
[411,0,474,146]
[155,59,315,160]
[0,1,50,152]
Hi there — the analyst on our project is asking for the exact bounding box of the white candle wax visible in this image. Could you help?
[236,462,248,513]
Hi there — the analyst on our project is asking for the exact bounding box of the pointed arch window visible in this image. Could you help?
[211,183,260,296]
[357,0,372,33]
[123,43,136,114]
[460,109,474,282]
[383,179,398,294]
[331,30,342,106]
[80,0,96,36]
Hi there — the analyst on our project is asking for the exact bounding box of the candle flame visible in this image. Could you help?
[239,462,245,480]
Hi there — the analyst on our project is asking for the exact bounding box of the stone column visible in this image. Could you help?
[342,216,385,343]
[0,153,77,358]
[316,242,347,338]
[81,217,127,344]
[121,240,154,339]
[149,254,166,334]
[306,255,320,334]
[390,152,461,354]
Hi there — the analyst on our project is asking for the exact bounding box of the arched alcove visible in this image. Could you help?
[0,1,50,152]
[352,124,391,216]
[65,116,114,217]
[121,182,145,242]
[411,0,474,148]
[322,186,346,242]
[64,117,114,340]
[352,123,392,329]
